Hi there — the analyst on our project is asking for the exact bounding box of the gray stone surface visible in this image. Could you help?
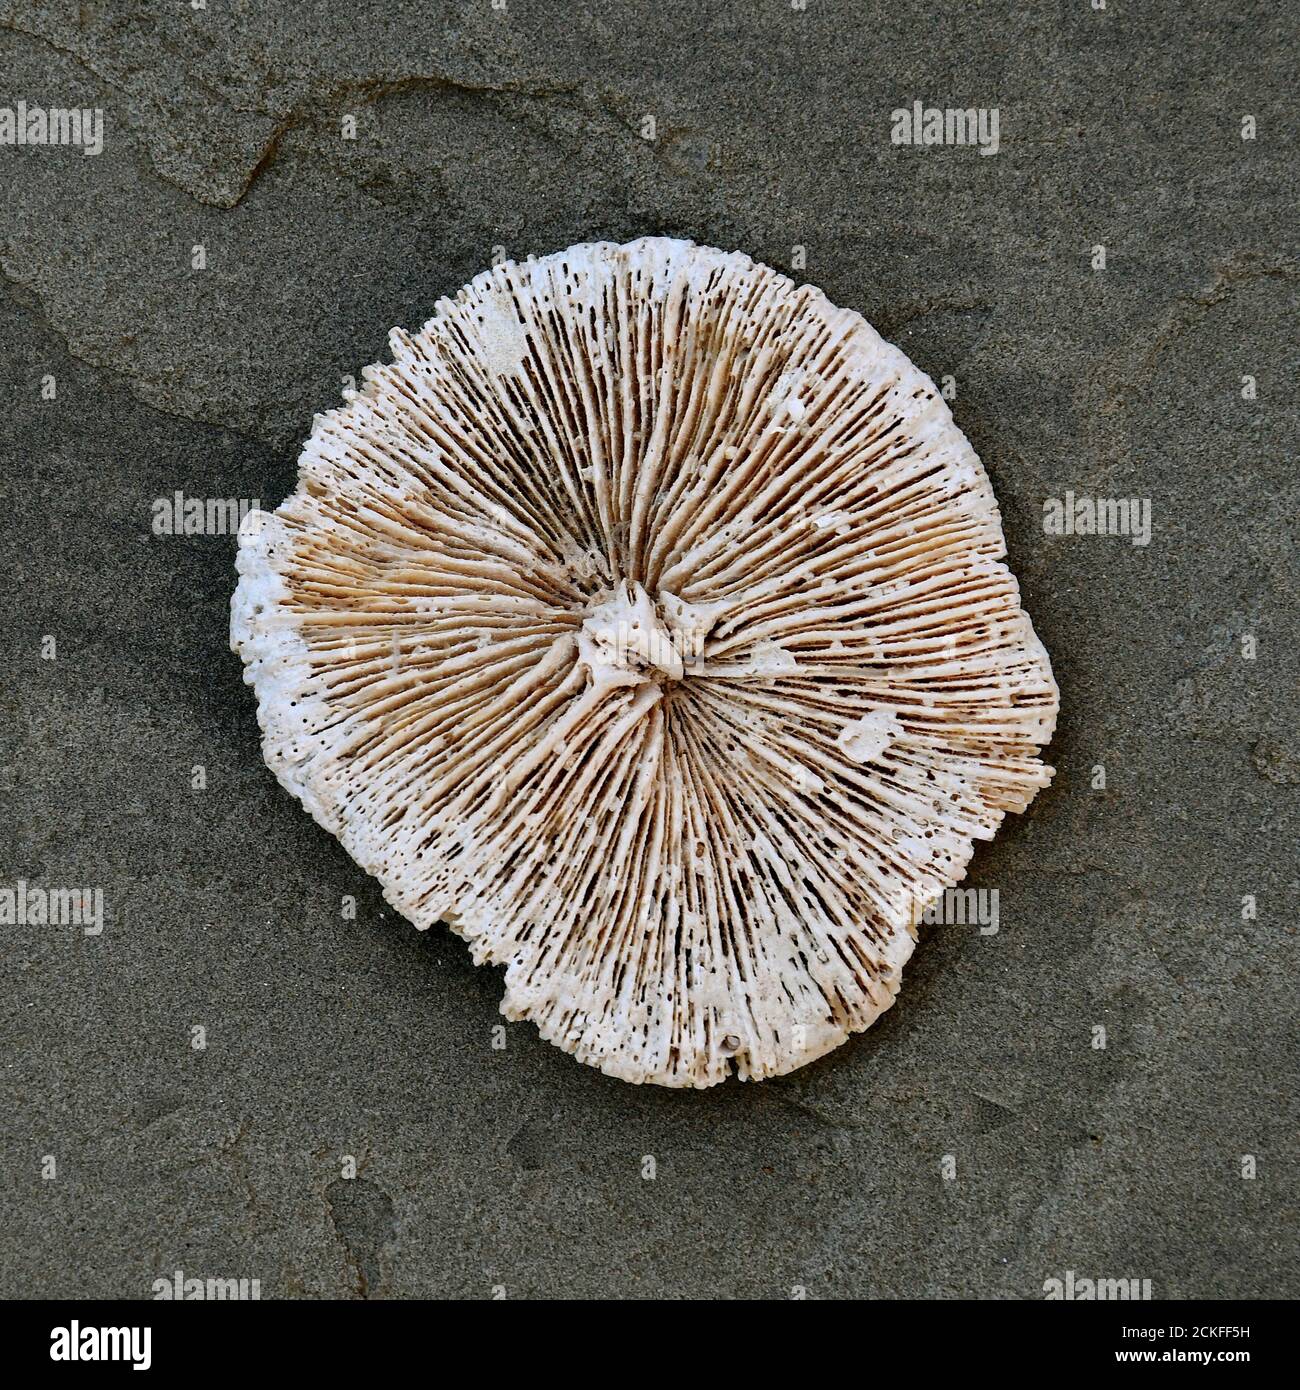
[1,1,1295,1299]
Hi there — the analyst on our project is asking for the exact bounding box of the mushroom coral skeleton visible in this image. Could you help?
[230,237,1059,1088]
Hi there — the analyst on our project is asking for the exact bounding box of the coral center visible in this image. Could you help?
[578,581,720,692]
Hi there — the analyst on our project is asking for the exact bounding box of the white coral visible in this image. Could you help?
[231,237,1059,1087]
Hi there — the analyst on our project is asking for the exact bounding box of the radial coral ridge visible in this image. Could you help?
[231,237,1058,1087]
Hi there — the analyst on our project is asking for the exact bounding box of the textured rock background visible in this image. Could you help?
[1,0,1295,1298]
